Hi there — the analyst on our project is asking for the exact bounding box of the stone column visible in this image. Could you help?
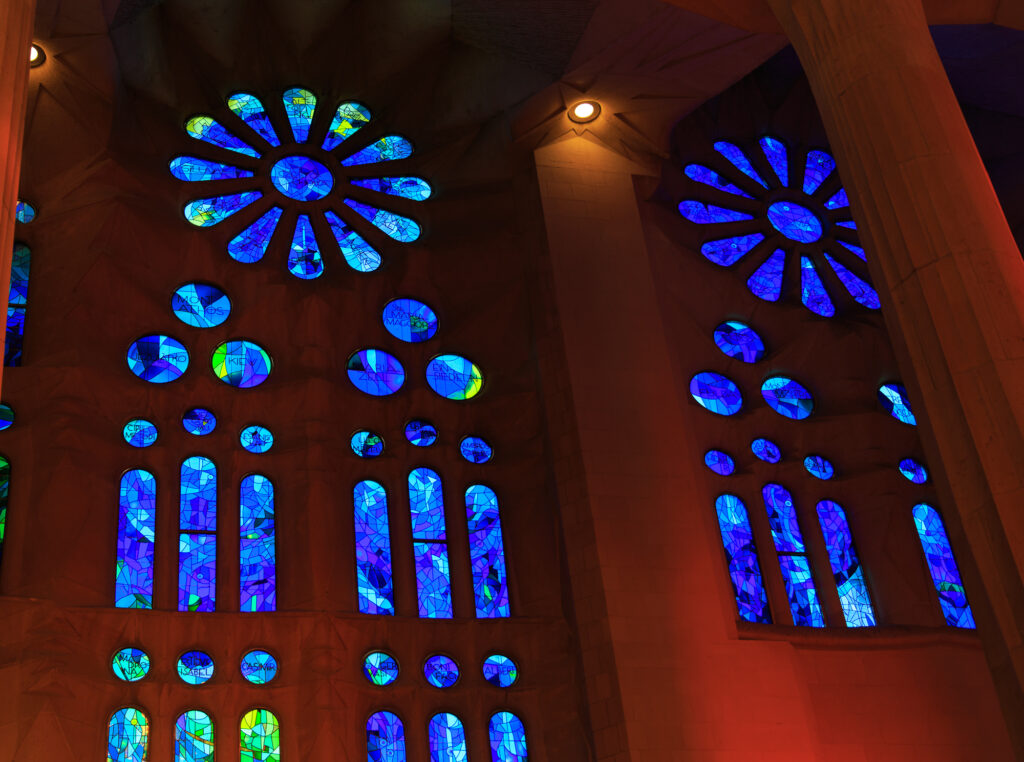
[767,0,1024,752]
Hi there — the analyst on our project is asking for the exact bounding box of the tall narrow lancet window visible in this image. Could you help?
[409,468,452,618]
[5,242,30,366]
[912,503,976,628]
[489,712,528,762]
[465,485,511,618]
[240,474,276,611]
[714,494,771,623]
[355,480,394,615]
[107,707,149,762]
[762,483,825,627]
[816,500,876,627]
[116,469,156,609]
[240,708,280,762]
[175,710,214,762]
[0,455,8,570]
[429,713,467,762]
[180,457,217,611]
[367,711,406,761]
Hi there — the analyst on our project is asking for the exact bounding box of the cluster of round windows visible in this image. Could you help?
[704,446,835,480]
[362,651,518,689]
[690,371,814,420]
[122,416,274,454]
[350,428,493,463]
[111,648,278,685]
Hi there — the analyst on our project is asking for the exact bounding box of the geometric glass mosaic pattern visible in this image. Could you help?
[405,420,438,447]
[240,708,281,762]
[816,500,876,627]
[348,348,405,396]
[240,425,275,454]
[172,283,231,328]
[383,298,439,343]
[465,485,511,618]
[424,654,460,688]
[107,707,149,762]
[689,371,743,416]
[878,383,917,425]
[182,407,217,436]
[177,650,215,685]
[409,468,452,618]
[112,648,150,682]
[355,480,394,615]
[175,710,215,762]
[704,449,735,476]
[899,457,928,484]
[460,436,493,464]
[429,713,468,762]
[351,430,385,458]
[363,651,400,686]
[482,654,518,688]
[762,483,825,627]
[912,503,976,629]
[489,712,528,762]
[240,474,276,612]
[804,455,834,480]
[761,376,814,420]
[179,456,217,612]
[240,650,279,684]
[212,340,272,388]
[713,494,770,623]
[116,469,156,609]
[426,354,483,401]
[126,334,189,383]
[367,711,406,762]
[712,320,765,363]
[123,418,158,448]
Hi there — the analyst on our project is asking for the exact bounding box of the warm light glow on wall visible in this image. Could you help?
[29,44,45,67]
[569,101,600,123]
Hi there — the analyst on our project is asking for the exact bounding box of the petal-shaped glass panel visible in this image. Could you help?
[344,199,420,242]
[240,425,274,454]
[701,233,764,266]
[800,256,835,317]
[170,156,254,182]
[689,371,742,416]
[825,253,879,309]
[182,407,216,436]
[759,136,788,186]
[271,156,333,201]
[14,200,36,223]
[123,419,157,448]
[382,298,438,342]
[713,141,768,188]
[325,209,382,272]
[186,115,260,157]
[347,349,405,396]
[425,354,483,400]
[172,283,231,328]
[482,654,518,688]
[185,192,262,227]
[825,188,849,209]
[363,651,399,686]
[913,503,975,628]
[878,383,916,425]
[287,214,324,279]
[351,430,384,458]
[108,707,149,762]
[283,87,316,143]
[460,436,493,464]
[127,335,189,383]
[228,207,283,263]
[802,150,835,194]
[351,176,432,201]
[804,455,835,480]
[489,712,528,762]
[714,494,771,623]
[704,449,735,476]
[322,101,372,151]
[836,239,866,261]
[678,201,752,224]
[342,135,413,166]
[227,92,281,146]
[112,648,150,682]
[212,340,272,388]
[744,250,784,303]
[240,709,281,762]
[116,469,156,609]
[713,320,765,363]
[684,164,753,198]
[177,650,214,684]
[836,220,857,230]
[175,710,214,762]
[816,500,876,627]
[355,481,394,615]
[429,713,468,762]
[367,712,405,761]
[751,438,781,463]
[240,650,278,684]
[899,457,928,484]
[761,376,814,420]
[405,420,437,446]
[424,654,459,688]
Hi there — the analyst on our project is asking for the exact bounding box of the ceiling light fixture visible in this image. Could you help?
[569,100,600,124]
[29,44,45,67]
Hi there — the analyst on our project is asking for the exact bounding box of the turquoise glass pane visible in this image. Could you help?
[689,371,742,416]
[283,87,317,143]
[913,503,975,628]
[714,494,770,623]
[227,92,281,146]
[425,354,483,400]
[126,335,189,383]
[482,654,518,688]
[123,419,157,448]
[325,209,382,272]
[817,500,876,627]
[112,648,150,682]
[228,207,283,263]
[367,711,405,762]
[466,485,510,618]
[240,474,276,612]
[175,710,214,762]
[177,650,214,685]
[355,480,394,615]
[713,141,768,188]
[172,283,231,327]
[322,101,372,151]
[107,707,149,762]
[241,425,274,454]
[342,135,413,166]
[759,136,789,186]
[186,115,260,157]
[878,383,916,425]
[429,713,468,762]
[382,298,438,342]
[701,233,764,266]
[424,654,459,688]
[184,192,262,227]
[684,164,753,198]
[348,349,404,396]
[116,469,156,608]
[169,156,253,181]
[351,176,432,200]
[460,436,493,464]
[287,214,324,279]
[241,650,278,684]
[363,651,399,686]
[489,712,528,762]
[343,199,420,242]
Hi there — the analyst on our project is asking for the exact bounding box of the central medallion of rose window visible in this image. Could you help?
[766,201,822,243]
[270,155,334,201]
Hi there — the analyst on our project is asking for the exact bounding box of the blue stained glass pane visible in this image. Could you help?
[240,709,281,762]
[348,348,405,396]
[367,711,406,762]
[689,371,742,416]
[240,474,276,612]
[816,500,876,627]
[751,438,781,463]
[355,480,394,615]
[180,456,217,531]
[759,136,789,186]
[351,430,384,458]
[424,654,460,688]
[489,712,528,762]
[405,420,437,447]
[342,135,413,166]
[800,256,835,317]
[382,298,438,342]
[415,542,453,618]
[186,115,260,157]
[14,200,36,223]
[761,376,814,420]
[714,494,771,623]
[287,214,324,279]
[0,457,7,567]
[363,651,399,686]
[683,164,754,198]
[483,654,518,688]
[227,92,281,146]
[352,176,432,201]
[429,713,468,762]
[409,467,446,539]
[701,233,764,266]
[175,710,214,762]
[762,483,804,553]
[804,455,834,480]
[116,469,156,609]
[778,553,826,627]
[182,407,217,436]
[184,192,262,227]
[5,306,24,366]
[836,220,858,230]
[0,402,12,431]
[713,141,768,188]
[283,87,317,143]
[228,207,283,263]
[179,532,216,612]
[825,188,849,209]
[343,199,421,242]
[241,425,274,454]
[107,707,149,762]
[322,101,372,151]
[713,320,765,363]
[878,383,917,425]
[123,419,157,448]
[325,209,382,272]
[240,650,278,684]
[802,150,835,194]
[767,201,823,243]
[172,283,231,328]
[212,340,272,388]
[747,249,785,302]
[426,354,484,401]
[271,156,334,201]
[460,436,493,464]
[126,335,189,383]
[913,504,975,628]
[825,253,879,309]
[899,457,928,484]
[704,449,735,476]
[466,485,510,618]
[177,651,214,684]
[169,156,254,182]
[678,201,753,225]
[9,242,30,305]
[112,648,150,682]
[836,239,866,261]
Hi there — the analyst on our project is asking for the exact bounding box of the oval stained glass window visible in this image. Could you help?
[240,650,278,684]
[482,654,518,688]
[689,372,743,416]
[15,200,36,224]
[347,348,405,396]
[751,438,781,463]
[704,449,735,475]
[383,298,439,343]
[899,457,928,484]
[713,321,765,363]
[426,354,483,400]
[240,425,274,454]
[182,407,217,436]
[123,419,157,448]
[405,419,437,446]
[804,455,835,480]
[363,651,399,686]
[879,383,917,425]
[761,376,814,420]
[212,340,272,388]
[177,650,214,685]
[112,648,150,682]
[351,430,384,458]
[270,155,334,200]
[460,436,493,464]
[172,283,231,328]
[0,403,13,431]
[424,654,459,688]
[127,335,190,383]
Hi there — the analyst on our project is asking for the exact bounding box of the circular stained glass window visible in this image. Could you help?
[405,420,437,446]
[240,650,278,684]
[460,436,493,464]
[383,298,439,343]
[0,403,13,431]
[347,349,405,396]
[704,449,735,475]
[899,457,928,484]
[761,376,814,420]
[270,155,334,201]
[767,201,823,243]
[878,383,917,425]
[177,650,214,685]
[112,648,150,682]
[804,455,834,480]
[15,200,36,224]
[363,651,399,686]
[689,372,743,416]
[212,339,272,388]
[351,430,384,458]
[425,354,483,400]
[240,425,274,453]
[713,321,765,363]
[751,438,781,463]
[123,418,157,447]
[482,654,518,688]
[127,334,190,383]
[172,283,231,328]
[182,407,217,436]
[424,654,459,688]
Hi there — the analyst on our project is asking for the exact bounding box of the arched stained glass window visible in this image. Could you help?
[175,710,214,762]
[0,456,8,568]
[367,711,406,762]
[429,713,468,762]
[912,503,976,629]
[465,485,511,618]
[5,242,31,366]
[107,707,149,762]
[180,456,217,611]
[762,483,825,627]
[355,480,394,615]
[240,708,280,762]
[116,469,156,609]
[409,468,452,618]
[240,475,276,611]
[713,494,770,623]
[489,712,528,762]
[816,500,876,627]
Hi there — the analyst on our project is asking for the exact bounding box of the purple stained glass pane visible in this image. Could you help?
[761,483,804,553]
[747,249,785,302]
[816,500,876,627]
[836,239,866,261]
[714,494,771,623]
[713,141,768,188]
[240,474,276,612]
[489,712,529,762]
[367,711,406,762]
[778,553,825,627]
[409,468,446,538]
[178,532,216,612]
[700,233,765,266]
[678,201,753,225]
[712,320,765,363]
[424,654,460,688]
[689,371,743,416]
[759,136,789,186]
[761,376,814,420]
[704,449,735,476]
[899,458,928,484]
[355,480,394,615]
[684,164,753,198]
[116,469,156,609]
[465,485,511,618]
[913,503,976,628]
